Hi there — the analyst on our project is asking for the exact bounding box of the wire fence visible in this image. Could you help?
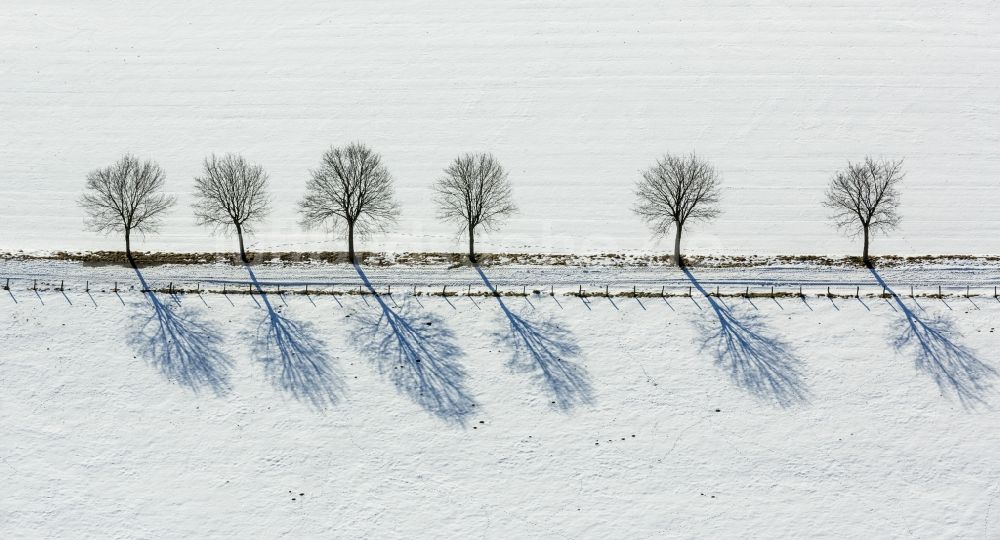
[3,275,998,300]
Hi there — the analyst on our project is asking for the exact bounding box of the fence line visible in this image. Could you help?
[2,275,997,300]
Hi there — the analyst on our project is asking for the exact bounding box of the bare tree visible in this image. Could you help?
[299,143,399,263]
[193,153,271,263]
[433,153,516,263]
[823,156,903,267]
[79,154,176,267]
[633,152,721,266]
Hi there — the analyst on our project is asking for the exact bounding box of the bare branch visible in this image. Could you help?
[192,153,271,235]
[823,156,904,238]
[633,152,721,264]
[298,142,400,241]
[434,152,516,233]
[432,153,516,261]
[79,154,175,260]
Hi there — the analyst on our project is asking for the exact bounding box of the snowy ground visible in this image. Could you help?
[4,257,1000,297]
[4,0,1000,537]
[2,1,999,256]
[2,260,999,537]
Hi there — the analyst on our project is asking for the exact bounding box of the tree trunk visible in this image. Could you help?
[124,228,136,269]
[673,224,683,267]
[236,223,248,264]
[862,226,871,268]
[468,227,476,264]
[347,221,356,264]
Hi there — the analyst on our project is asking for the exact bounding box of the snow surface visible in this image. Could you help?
[3,261,1000,537]
[4,1,1000,537]
[2,1,1000,256]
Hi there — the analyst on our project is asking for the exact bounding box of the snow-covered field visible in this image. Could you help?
[2,1,999,256]
[4,1,1000,537]
[2,260,1000,537]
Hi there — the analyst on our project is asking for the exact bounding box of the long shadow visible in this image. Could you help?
[130,268,231,395]
[351,263,475,426]
[245,265,344,410]
[869,268,996,408]
[682,267,808,407]
[476,267,593,411]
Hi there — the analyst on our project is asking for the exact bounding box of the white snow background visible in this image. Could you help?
[3,2,1000,538]
[1,1,998,256]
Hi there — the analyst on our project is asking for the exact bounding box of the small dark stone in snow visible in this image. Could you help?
[715,409,721,412]
[300,493,304,496]
[425,322,432,326]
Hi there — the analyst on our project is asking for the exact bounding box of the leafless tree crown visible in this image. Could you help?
[433,152,516,233]
[633,152,721,236]
[298,142,400,236]
[80,154,175,236]
[823,156,904,237]
[193,153,271,235]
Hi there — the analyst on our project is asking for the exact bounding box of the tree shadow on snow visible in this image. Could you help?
[244,265,345,411]
[129,268,232,395]
[475,267,593,411]
[682,267,808,407]
[869,268,996,408]
[351,263,475,426]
